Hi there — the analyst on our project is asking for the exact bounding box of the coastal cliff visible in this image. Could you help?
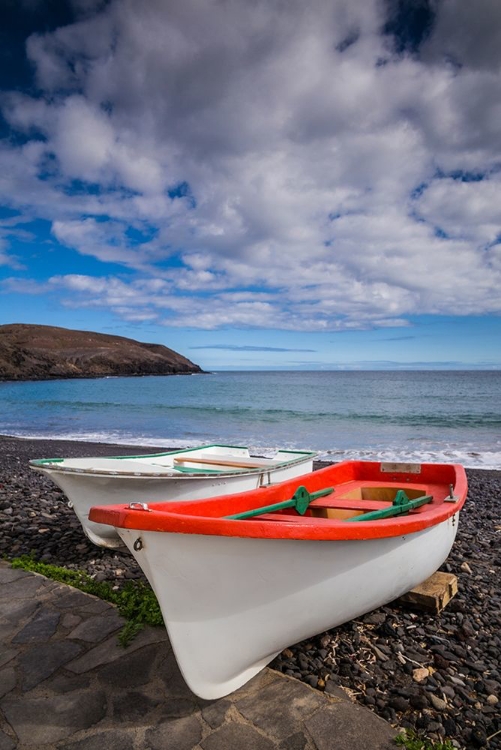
[0,324,204,381]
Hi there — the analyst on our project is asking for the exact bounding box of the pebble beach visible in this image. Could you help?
[0,435,499,749]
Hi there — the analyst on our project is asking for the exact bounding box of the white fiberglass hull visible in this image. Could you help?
[34,454,314,548]
[116,512,459,699]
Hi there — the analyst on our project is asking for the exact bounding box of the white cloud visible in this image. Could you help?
[1,0,501,329]
[415,176,501,245]
[0,248,21,269]
[51,218,155,267]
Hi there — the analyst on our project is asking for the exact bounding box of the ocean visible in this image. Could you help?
[1,370,500,469]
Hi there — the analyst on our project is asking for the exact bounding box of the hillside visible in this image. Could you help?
[0,324,204,381]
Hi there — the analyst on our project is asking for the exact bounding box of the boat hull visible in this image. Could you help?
[117,512,459,699]
[34,453,314,548]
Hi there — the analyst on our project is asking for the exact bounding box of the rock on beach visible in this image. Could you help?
[0,435,500,749]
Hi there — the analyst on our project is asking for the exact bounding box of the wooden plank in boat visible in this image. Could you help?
[396,571,458,614]
[309,498,390,511]
[174,455,281,469]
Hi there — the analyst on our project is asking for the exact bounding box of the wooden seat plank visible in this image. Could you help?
[174,455,281,469]
[309,498,390,511]
[250,513,329,523]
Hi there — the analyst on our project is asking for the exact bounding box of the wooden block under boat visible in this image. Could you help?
[396,571,458,614]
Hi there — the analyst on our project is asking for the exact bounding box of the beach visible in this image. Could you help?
[0,434,500,748]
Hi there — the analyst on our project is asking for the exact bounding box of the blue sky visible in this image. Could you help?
[1,0,500,371]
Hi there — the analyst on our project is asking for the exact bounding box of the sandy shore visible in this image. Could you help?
[0,435,500,748]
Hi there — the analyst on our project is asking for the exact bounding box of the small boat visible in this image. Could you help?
[89,460,467,700]
[30,444,315,548]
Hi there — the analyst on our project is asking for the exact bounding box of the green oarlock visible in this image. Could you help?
[225,485,334,520]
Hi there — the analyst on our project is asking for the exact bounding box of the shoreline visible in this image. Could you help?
[1,434,500,748]
[2,432,500,472]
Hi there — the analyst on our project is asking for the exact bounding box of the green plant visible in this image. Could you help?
[395,729,456,750]
[10,555,163,645]
[117,620,144,647]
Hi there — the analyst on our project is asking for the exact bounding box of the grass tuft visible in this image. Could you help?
[395,730,456,750]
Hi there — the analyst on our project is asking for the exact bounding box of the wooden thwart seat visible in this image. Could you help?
[255,513,326,523]
[249,501,392,523]
[309,498,390,511]
[174,455,281,469]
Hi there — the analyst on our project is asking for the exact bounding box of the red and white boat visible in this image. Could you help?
[89,460,467,699]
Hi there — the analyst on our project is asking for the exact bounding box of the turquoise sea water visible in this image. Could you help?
[1,370,500,469]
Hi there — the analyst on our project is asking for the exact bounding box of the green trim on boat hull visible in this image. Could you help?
[31,444,316,466]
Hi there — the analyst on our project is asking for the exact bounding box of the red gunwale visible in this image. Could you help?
[89,460,468,541]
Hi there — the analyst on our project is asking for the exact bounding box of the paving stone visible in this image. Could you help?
[12,608,60,643]
[68,611,124,642]
[158,648,196,698]
[156,651,201,699]
[0,621,18,645]
[201,723,276,750]
[324,680,352,702]
[97,643,159,688]
[62,612,83,629]
[236,675,326,740]
[0,729,16,750]
[0,565,31,584]
[68,626,168,674]
[158,697,199,719]
[112,690,160,722]
[145,715,203,750]
[0,646,17,670]
[305,702,397,750]
[1,690,107,745]
[0,597,39,623]
[80,598,116,614]
[63,729,136,750]
[201,698,232,728]
[278,732,308,750]
[44,671,92,694]
[51,587,101,609]
[0,667,16,699]
[66,634,129,674]
[20,640,83,691]
[231,668,279,699]
[0,575,47,600]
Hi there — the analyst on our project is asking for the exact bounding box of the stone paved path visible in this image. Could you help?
[0,562,398,749]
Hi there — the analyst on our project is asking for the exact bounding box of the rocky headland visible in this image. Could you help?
[0,324,204,381]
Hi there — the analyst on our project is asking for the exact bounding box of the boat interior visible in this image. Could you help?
[228,481,439,523]
[306,483,433,521]
[88,461,466,537]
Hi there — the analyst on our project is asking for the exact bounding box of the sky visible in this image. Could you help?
[0,0,500,371]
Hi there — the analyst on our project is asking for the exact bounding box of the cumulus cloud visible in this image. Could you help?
[1,0,501,330]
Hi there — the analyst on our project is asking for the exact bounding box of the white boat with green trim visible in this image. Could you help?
[30,444,316,548]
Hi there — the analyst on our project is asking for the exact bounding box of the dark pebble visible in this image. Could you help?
[442,717,457,736]
[389,696,409,712]
[409,694,428,710]
[470,726,488,746]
